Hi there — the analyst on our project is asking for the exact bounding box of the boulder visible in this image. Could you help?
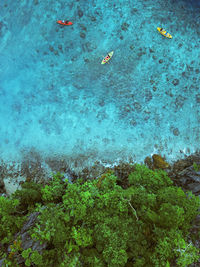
[168,152,200,195]
[152,154,170,169]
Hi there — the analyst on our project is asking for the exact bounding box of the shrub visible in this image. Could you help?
[0,196,24,245]
[2,166,200,267]
[41,172,67,203]
[13,181,43,212]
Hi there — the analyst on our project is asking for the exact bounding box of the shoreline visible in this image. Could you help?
[0,148,200,196]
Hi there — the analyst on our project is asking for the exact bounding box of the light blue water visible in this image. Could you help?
[0,0,200,164]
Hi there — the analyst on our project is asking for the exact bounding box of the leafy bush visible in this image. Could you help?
[22,248,43,266]
[41,172,67,203]
[13,181,43,212]
[1,165,200,267]
[0,196,24,245]
[193,162,200,172]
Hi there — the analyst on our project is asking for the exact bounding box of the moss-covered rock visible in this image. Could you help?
[152,154,170,169]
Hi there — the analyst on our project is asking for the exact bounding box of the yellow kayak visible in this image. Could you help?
[157,27,172,39]
[101,51,114,64]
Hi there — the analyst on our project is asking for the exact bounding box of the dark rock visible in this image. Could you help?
[121,22,129,31]
[90,16,96,21]
[159,59,163,64]
[85,42,95,52]
[153,86,157,91]
[149,48,154,53]
[173,159,193,173]
[0,178,5,193]
[145,90,152,102]
[168,152,200,195]
[94,8,101,16]
[172,127,180,136]
[58,44,63,51]
[196,93,200,103]
[186,182,200,194]
[178,166,200,183]
[84,58,89,63]
[131,8,138,14]
[130,45,134,50]
[165,90,173,97]
[81,42,96,52]
[144,115,150,121]
[195,69,200,74]
[124,105,132,112]
[120,36,124,40]
[80,32,86,38]
[137,52,145,57]
[186,65,194,72]
[78,8,83,18]
[130,119,137,126]
[175,95,185,108]
[144,156,153,169]
[80,24,87,31]
[172,78,179,86]
[98,99,105,106]
[0,21,7,37]
[49,45,54,52]
[133,102,142,111]
[182,71,186,77]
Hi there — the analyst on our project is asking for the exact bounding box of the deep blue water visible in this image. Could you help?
[0,0,200,164]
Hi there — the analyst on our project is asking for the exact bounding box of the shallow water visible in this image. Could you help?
[0,0,200,164]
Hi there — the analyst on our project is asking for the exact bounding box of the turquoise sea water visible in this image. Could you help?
[0,0,200,164]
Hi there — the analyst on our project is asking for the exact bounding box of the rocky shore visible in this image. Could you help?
[1,151,200,197]
[0,151,200,266]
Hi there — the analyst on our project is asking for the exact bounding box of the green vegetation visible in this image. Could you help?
[0,165,200,267]
[193,162,200,172]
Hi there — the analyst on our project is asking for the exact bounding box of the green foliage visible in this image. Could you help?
[22,248,43,266]
[41,172,67,203]
[157,187,200,233]
[193,162,200,172]
[1,166,200,267]
[174,239,200,267]
[13,181,43,211]
[0,196,24,245]
[31,204,69,248]
[128,164,173,192]
[151,229,199,267]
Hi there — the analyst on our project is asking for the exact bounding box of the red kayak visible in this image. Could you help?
[57,20,73,26]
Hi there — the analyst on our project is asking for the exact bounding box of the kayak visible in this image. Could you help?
[157,27,172,39]
[101,51,114,64]
[57,20,73,26]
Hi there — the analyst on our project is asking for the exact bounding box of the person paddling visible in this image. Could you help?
[57,20,73,26]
